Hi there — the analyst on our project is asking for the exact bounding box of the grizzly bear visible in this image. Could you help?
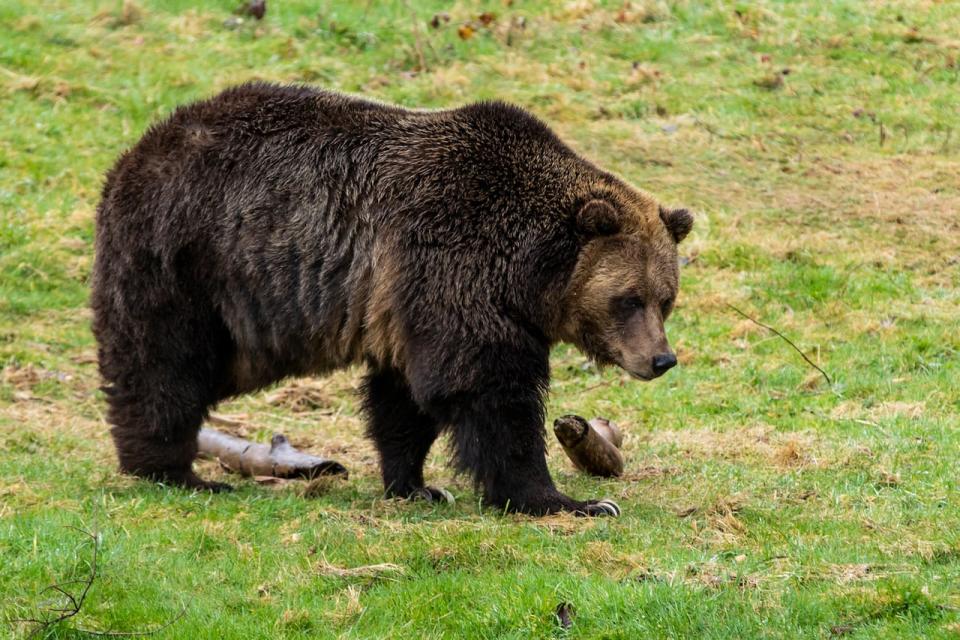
[92,82,692,517]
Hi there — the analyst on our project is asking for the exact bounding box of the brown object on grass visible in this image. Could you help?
[245,0,266,20]
[197,428,348,479]
[553,415,624,477]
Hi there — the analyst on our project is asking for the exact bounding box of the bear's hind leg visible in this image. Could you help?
[362,367,449,502]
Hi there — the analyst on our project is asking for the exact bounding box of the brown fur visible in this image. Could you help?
[91,82,692,513]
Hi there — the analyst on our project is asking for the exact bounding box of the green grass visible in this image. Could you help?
[1,0,959,637]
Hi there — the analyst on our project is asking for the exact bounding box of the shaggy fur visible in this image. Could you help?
[92,82,692,514]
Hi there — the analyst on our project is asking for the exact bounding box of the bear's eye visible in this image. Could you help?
[613,296,645,314]
[660,298,675,318]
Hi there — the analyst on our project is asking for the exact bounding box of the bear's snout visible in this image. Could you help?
[651,352,677,377]
[620,349,676,381]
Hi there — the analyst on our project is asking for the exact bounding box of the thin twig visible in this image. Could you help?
[399,0,428,72]
[12,527,188,639]
[578,378,615,394]
[13,528,99,639]
[726,303,832,385]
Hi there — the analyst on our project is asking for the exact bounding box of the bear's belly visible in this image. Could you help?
[222,306,368,398]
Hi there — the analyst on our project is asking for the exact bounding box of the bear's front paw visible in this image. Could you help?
[491,488,620,517]
[407,486,456,505]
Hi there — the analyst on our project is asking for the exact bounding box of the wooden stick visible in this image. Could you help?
[553,415,624,478]
[725,303,832,385]
[197,428,348,479]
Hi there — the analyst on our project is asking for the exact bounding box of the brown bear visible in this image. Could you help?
[91,82,692,516]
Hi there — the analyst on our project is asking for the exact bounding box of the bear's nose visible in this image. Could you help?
[651,352,677,376]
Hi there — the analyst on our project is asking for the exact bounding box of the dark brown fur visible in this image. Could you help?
[92,82,692,514]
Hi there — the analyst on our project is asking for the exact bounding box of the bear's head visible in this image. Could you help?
[558,191,693,380]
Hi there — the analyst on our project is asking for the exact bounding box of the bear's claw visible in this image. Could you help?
[408,486,456,505]
[582,499,621,517]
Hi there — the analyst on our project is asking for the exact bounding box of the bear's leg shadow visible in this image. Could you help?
[362,366,449,502]
[99,310,232,492]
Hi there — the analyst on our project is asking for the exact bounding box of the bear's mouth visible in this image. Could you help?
[615,357,654,381]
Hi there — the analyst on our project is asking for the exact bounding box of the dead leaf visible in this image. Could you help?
[457,24,474,40]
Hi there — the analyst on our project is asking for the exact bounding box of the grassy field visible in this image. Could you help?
[2,0,959,637]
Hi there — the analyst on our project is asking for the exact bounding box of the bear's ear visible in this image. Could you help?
[659,206,694,243]
[576,200,621,237]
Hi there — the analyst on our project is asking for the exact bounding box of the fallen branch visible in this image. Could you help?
[553,415,624,478]
[725,303,832,385]
[197,428,348,479]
